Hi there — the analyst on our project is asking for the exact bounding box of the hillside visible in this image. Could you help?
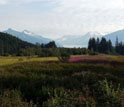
[0,32,35,55]
[4,28,62,47]
[4,28,51,44]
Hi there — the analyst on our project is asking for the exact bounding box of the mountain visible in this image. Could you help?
[4,28,51,44]
[104,29,124,45]
[3,28,62,47]
[0,32,35,55]
[56,32,102,47]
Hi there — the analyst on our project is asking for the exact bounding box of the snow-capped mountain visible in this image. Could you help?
[104,29,124,45]
[56,32,103,47]
[4,28,51,44]
[23,30,34,36]
[3,28,62,47]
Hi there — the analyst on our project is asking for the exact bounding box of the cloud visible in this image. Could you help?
[0,0,7,5]
[0,0,124,39]
[0,0,57,4]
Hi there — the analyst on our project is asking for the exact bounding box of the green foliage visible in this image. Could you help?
[43,79,124,107]
[94,79,124,107]
[0,90,36,107]
[88,49,98,55]
[0,32,35,56]
[115,37,124,55]
[43,89,96,107]
[88,37,124,55]
[0,32,88,57]
[0,59,124,106]
[88,37,113,54]
[58,53,70,62]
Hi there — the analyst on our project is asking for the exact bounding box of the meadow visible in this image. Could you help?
[0,56,58,66]
[0,54,124,66]
[0,55,124,107]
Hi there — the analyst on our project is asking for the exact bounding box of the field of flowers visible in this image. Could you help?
[0,54,124,66]
[0,55,124,106]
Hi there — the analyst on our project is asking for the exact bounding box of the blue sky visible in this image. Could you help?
[0,0,124,39]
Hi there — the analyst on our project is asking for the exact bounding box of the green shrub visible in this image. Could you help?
[94,79,124,107]
[58,53,70,62]
[0,90,36,107]
[88,49,98,55]
[43,88,96,107]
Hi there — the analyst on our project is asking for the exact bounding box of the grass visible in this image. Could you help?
[0,54,124,106]
[0,54,124,66]
[0,56,58,66]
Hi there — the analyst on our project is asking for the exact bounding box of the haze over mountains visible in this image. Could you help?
[57,29,124,47]
[3,28,124,48]
[56,32,103,47]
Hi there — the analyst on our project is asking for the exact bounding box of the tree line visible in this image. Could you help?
[1,32,124,56]
[0,32,87,56]
[88,37,124,55]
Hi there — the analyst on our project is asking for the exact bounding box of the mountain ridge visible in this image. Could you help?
[104,29,124,45]
[4,28,51,44]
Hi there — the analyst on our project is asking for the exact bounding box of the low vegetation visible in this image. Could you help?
[0,55,124,106]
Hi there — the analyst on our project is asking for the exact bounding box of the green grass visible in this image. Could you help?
[0,54,124,66]
[0,55,124,106]
[0,56,58,66]
[0,60,124,106]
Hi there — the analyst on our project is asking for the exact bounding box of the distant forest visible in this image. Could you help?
[0,32,124,56]
[88,37,124,55]
[0,32,85,56]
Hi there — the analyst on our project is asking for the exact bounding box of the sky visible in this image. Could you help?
[0,0,124,39]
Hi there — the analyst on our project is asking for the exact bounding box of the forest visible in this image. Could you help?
[88,37,124,55]
[0,32,86,56]
[1,32,124,57]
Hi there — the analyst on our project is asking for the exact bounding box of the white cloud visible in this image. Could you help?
[1,0,124,39]
[0,0,7,5]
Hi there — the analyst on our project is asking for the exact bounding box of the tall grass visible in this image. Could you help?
[0,55,124,106]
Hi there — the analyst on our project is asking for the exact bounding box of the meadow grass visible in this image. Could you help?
[0,55,124,66]
[0,55,124,106]
[0,56,58,66]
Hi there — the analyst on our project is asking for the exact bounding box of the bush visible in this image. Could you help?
[88,49,98,55]
[43,88,96,107]
[0,90,36,107]
[94,79,124,107]
[58,53,70,62]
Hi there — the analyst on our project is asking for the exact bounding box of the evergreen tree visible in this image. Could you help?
[88,37,113,54]
[88,38,96,51]
[108,40,112,52]
[99,37,108,53]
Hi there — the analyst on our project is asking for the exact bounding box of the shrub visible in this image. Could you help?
[58,53,70,62]
[0,90,36,107]
[88,49,98,55]
[43,89,96,107]
[94,79,124,107]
